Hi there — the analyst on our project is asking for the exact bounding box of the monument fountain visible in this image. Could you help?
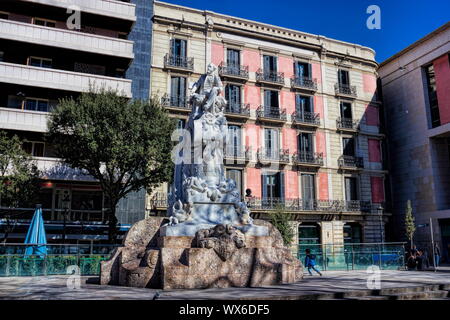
[100,64,303,289]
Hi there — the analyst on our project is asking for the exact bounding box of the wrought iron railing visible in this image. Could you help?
[292,151,324,166]
[256,106,287,121]
[292,111,320,126]
[338,155,364,168]
[256,69,284,85]
[224,146,252,161]
[161,94,189,109]
[225,103,251,117]
[0,207,105,223]
[218,62,249,79]
[337,117,359,130]
[335,83,357,97]
[164,53,194,71]
[291,76,318,90]
[257,148,290,163]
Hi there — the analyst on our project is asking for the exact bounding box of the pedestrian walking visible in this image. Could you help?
[305,249,322,276]
[434,243,441,267]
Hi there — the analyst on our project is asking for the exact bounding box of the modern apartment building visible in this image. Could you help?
[149,1,388,250]
[379,23,450,260]
[0,0,153,243]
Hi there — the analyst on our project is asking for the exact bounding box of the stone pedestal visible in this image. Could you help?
[100,217,303,289]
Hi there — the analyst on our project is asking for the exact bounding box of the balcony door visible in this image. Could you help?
[227,49,240,73]
[344,177,358,201]
[340,101,353,120]
[298,132,314,157]
[264,128,279,159]
[338,69,350,86]
[170,38,187,58]
[170,76,186,107]
[225,84,241,113]
[294,61,311,80]
[261,172,284,205]
[227,125,242,157]
[263,55,277,74]
[301,174,316,210]
[342,137,355,157]
[296,95,314,120]
[264,90,279,117]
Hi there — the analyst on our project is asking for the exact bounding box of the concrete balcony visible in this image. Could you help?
[257,148,290,165]
[0,62,132,97]
[292,151,324,167]
[0,19,134,59]
[256,106,287,124]
[256,69,285,87]
[0,107,48,132]
[338,155,364,170]
[34,157,95,181]
[21,0,136,22]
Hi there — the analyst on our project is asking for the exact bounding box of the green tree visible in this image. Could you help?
[269,204,295,246]
[404,200,416,248]
[47,89,175,242]
[0,131,41,242]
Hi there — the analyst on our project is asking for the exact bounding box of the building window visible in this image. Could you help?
[344,177,358,201]
[298,132,314,154]
[74,62,105,75]
[0,12,8,20]
[298,223,321,246]
[227,125,242,157]
[115,68,126,78]
[264,128,279,159]
[263,90,279,117]
[0,51,4,62]
[226,49,240,68]
[118,32,128,40]
[340,101,353,120]
[24,98,50,112]
[22,141,45,157]
[342,137,355,156]
[170,76,186,107]
[225,84,241,112]
[226,169,242,197]
[294,61,311,80]
[33,18,56,28]
[28,56,52,69]
[344,223,362,244]
[296,94,314,117]
[261,171,284,204]
[301,174,316,210]
[425,64,440,128]
[338,69,350,86]
[263,55,277,73]
[170,38,187,58]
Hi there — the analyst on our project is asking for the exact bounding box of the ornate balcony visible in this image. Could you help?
[291,76,318,91]
[164,54,194,72]
[224,146,252,163]
[338,155,364,169]
[246,198,372,213]
[256,106,287,123]
[257,148,290,164]
[161,94,190,111]
[292,151,323,167]
[224,103,250,118]
[256,69,285,86]
[335,83,357,98]
[218,62,249,80]
[292,111,320,127]
[336,117,359,131]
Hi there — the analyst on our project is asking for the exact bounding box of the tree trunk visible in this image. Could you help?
[107,199,119,244]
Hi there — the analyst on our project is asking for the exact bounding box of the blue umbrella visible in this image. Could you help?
[24,206,47,257]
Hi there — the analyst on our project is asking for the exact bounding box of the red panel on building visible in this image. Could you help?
[244,84,260,110]
[211,42,224,66]
[318,172,328,200]
[281,90,295,115]
[246,167,261,198]
[315,131,326,157]
[285,170,299,199]
[314,95,324,119]
[312,63,322,84]
[278,56,294,79]
[244,123,260,149]
[370,176,385,203]
[243,49,260,73]
[365,105,379,126]
[368,139,381,162]
[282,127,297,152]
[363,73,377,95]
[433,54,450,125]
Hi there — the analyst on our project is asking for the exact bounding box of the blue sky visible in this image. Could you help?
[160,0,450,62]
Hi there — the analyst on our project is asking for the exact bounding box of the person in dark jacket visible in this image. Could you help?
[434,243,441,267]
[406,252,417,270]
[416,251,426,271]
[304,249,322,276]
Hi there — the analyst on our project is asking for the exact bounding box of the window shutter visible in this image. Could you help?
[261,174,268,199]
[263,55,270,72]
[170,77,179,101]
[279,172,285,201]
[309,96,315,113]
[307,63,312,79]
[180,39,187,58]
[170,39,175,55]
[264,90,271,107]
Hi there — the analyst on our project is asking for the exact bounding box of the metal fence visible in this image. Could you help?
[298,242,406,271]
[0,244,119,277]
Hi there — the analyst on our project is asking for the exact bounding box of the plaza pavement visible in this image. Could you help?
[1,268,450,300]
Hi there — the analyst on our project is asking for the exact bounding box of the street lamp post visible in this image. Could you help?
[377,205,384,245]
[61,193,71,245]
